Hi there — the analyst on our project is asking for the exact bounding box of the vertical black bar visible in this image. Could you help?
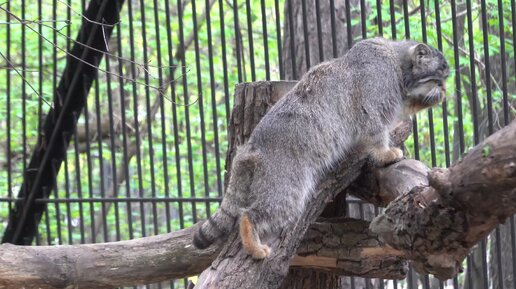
[451,0,465,154]
[191,0,211,220]
[6,0,12,215]
[287,0,298,79]
[44,198,52,244]
[94,76,108,242]
[402,1,410,37]
[72,112,85,244]
[245,0,256,81]
[160,0,173,228]
[329,0,338,57]
[177,0,198,223]
[434,0,450,167]
[174,0,187,228]
[407,267,415,289]
[345,0,353,49]
[218,0,231,121]
[466,0,479,145]
[402,0,420,161]
[420,0,436,167]
[497,0,509,125]
[389,0,396,39]
[164,0,185,230]
[423,276,430,289]
[37,0,43,178]
[153,0,170,235]
[21,0,27,180]
[115,0,134,240]
[315,0,324,62]
[376,0,383,36]
[480,0,493,135]
[205,0,223,198]
[35,213,41,245]
[50,161,63,244]
[512,0,516,83]
[63,0,74,244]
[274,0,284,79]
[301,0,311,70]
[104,56,121,240]
[83,96,96,243]
[495,228,505,289]
[420,0,427,43]
[139,0,158,237]
[127,0,146,238]
[360,0,367,39]
[51,0,60,245]
[233,0,243,82]
[359,203,371,289]
[453,275,459,289]
[510,216,516,289]
[467,256,473,289]
[481,240,489,289]
[260,0,271,80]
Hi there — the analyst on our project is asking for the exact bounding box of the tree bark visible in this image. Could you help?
[371,120,516,280]
[278,269,342,289]
[0,220,405,289]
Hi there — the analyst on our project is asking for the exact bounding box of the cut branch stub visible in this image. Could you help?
[371,120,516,280]
[293,219,407,279]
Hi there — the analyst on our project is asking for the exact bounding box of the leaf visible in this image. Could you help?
[482,143,491,157]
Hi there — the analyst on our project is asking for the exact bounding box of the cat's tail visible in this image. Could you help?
[193,201,238,249]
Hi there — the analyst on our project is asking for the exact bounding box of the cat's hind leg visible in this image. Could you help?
[240,212,271,259]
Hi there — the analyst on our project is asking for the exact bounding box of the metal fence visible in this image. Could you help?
[0,0,514,288]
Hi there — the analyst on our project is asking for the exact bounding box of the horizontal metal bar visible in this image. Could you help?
[0,197,223,203]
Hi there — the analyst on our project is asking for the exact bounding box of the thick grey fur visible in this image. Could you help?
[192,37,449,251]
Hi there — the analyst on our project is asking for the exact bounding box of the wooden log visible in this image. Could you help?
[0,220,404,289]
[370,120,516,280]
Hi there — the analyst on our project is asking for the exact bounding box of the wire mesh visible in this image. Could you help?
[0,0,514,288]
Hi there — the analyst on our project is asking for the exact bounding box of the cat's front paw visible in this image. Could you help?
[387,147,403,162]
[251,244,271,259]
[370,147,404,166]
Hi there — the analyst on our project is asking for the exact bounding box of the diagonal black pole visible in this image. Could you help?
[2,0,125,245]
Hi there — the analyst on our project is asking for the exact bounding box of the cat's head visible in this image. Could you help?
[402,43,450,113]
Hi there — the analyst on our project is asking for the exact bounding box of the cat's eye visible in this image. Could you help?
[418,76,441,83]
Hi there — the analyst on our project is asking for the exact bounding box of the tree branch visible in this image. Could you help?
[0,219,405,289]
[371,120,516,280]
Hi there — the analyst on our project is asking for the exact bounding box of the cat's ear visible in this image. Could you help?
[409,43,432,65]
